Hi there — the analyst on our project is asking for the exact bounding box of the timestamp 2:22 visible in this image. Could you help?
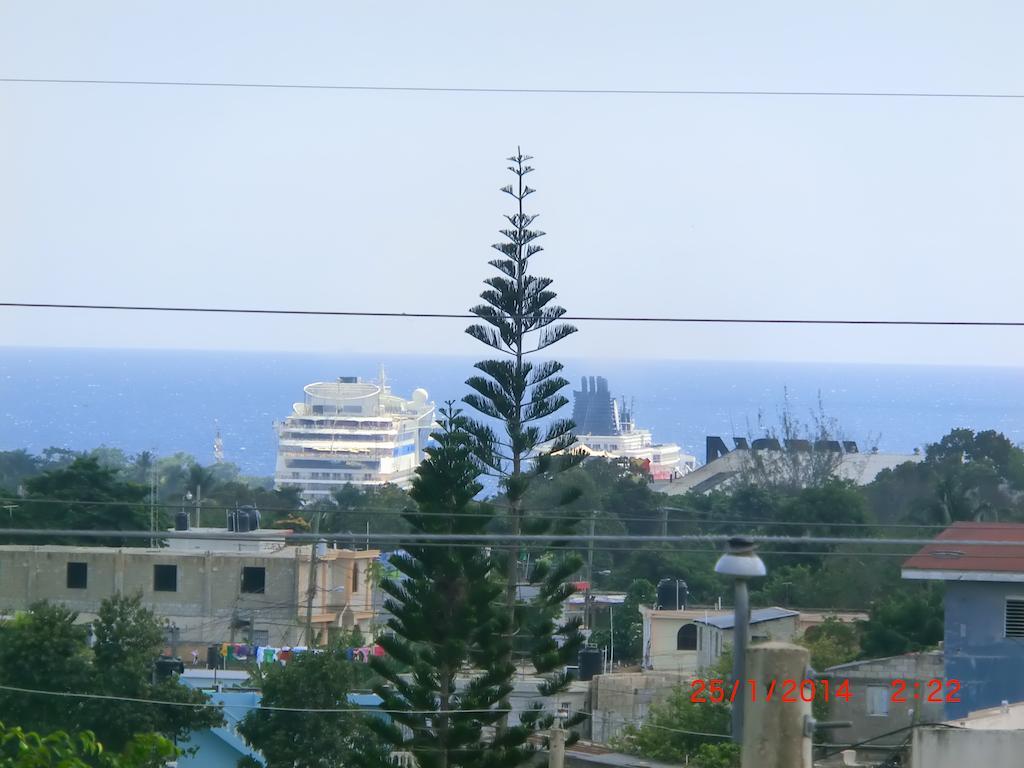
[891,679,960,703]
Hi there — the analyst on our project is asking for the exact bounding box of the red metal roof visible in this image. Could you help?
[902,521,1024,574]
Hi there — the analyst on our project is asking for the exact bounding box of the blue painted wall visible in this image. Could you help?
[945,582,1024,718]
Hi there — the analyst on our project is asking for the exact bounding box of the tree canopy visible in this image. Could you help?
[0,596,222,751]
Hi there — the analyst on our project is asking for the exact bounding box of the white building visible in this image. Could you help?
[274,373,435,500]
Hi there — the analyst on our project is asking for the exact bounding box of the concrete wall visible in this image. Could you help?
[645,614,699,673]
[0,545,378,648]
[825,652,944,748]
[697,616,799,671]
[945,581,1024,718]
[589,671,689,744]
[911,726,1024,768]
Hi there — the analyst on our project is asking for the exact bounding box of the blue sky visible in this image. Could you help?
[1,2,1022,365]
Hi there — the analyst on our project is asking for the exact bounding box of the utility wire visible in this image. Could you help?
[2,77,1023,100]
[0,683,734,741]
[3,495,977,529]
[0,683,509,715]
[1,526,1022,549]
[2,301,1022,327]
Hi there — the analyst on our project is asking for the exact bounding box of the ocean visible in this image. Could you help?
[1,347,1022,477]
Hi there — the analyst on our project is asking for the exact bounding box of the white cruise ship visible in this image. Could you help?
[571,376,695,481]
[274,372,435,500]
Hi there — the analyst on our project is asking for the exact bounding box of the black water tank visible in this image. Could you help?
[237,509,251,533]
[206,646,220,669]
[174,511,189,531]
[155,655,184,680]
[657,578,679,610]
[578,648,603,681]
[227,511,235,532]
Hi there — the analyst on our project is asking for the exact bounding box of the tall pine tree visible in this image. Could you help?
[463,149,586,740]
[369,404,518,768]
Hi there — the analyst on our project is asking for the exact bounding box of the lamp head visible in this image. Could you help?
[714,536,767,578]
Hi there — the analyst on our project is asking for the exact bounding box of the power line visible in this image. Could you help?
[0,526,1021,549]
[2,77,1023,100]
[3,301,1023,327]
[0,683,510,715]
[4,495,974,529]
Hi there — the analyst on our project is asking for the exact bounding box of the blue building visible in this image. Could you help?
[902,521,1024,719]
[176,683,383,768]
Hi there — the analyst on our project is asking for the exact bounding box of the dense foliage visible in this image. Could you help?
[237,646,384,768]
[367,405,513,768]
[611,657,740,767]
[0,722,177,768]
[0,596,221,750]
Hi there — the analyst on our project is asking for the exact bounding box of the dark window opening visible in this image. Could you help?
[66,562,88,589]
[252,629,270,646]
[242,566,266,594]
[677,623,697,651]
[1006,598,1024,638]
[153,564,178,592]
[352,564,360,593]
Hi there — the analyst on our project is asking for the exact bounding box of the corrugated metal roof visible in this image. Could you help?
[902,521,1024,575]
[694,607,798,629]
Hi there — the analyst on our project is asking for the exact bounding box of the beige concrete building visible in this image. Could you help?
[639,605,798,672]
[0,529,379,651]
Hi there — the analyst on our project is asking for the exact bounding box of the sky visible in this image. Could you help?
[1,2,1023,366]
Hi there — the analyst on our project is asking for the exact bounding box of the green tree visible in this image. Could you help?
[611,682,737,766]
[0,722,177,768]
[462,149,585,737]
[860,586,943,658]
[238,646,383,768]
[0,598,221,752]
[0,450,41,492]
[88,595,222,750]
[15,457,150,545]
[799,618,860,671]
[368,405,511,768]
[864,428,1024,526]
[0,603,93,735]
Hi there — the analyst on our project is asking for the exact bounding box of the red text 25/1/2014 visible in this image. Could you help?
[690,679,961,705]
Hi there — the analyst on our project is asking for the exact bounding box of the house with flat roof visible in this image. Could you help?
[639,605,798,672]
[902,521,1024,718]
[0,528,379,652]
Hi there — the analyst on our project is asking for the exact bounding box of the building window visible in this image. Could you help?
[153,564,178,592]
[241,566,266,594]
[66,562,88,589]
[1006,598,1024,638]
[252,629,270,646]
[677,624,697,651]
[352,564,360,593]
[867,686,889,717]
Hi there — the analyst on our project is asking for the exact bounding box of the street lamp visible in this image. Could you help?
[714,536,766,743]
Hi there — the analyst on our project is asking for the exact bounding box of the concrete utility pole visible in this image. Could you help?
[714,536,767,742]
[584,510,596,632]
[741,643,812,768]
[548,722,566,768]
[304,513,323,646]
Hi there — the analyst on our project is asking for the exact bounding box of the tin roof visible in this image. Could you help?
[694,607,798,629]
[902,522,1024,580]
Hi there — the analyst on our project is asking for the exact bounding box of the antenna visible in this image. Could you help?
[214,424,224,463]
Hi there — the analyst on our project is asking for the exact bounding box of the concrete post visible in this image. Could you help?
[548,725,565,768]
[731,579,750,741]
[741,642,811,768]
